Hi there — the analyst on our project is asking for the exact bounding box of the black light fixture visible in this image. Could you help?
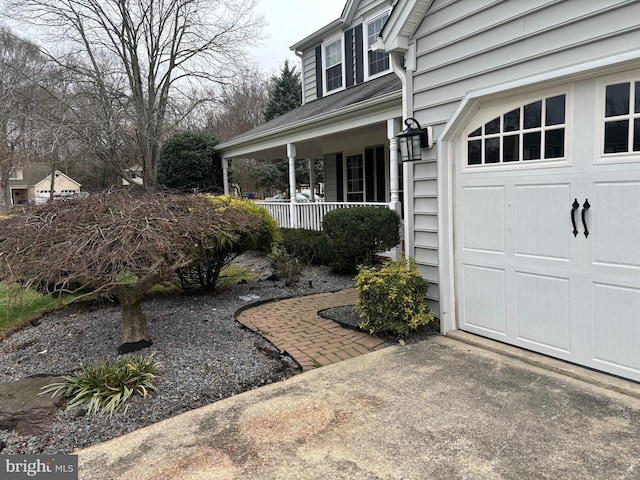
[396,117,433,162]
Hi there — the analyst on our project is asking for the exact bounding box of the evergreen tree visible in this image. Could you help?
[254,159,324,192]
[157,131,222,193]
[264,60,302,122]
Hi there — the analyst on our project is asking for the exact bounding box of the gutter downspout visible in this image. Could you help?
[390,52,408,121]
[389,51,413,257]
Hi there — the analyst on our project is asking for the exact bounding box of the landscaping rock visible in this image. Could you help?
[0,376,65,435]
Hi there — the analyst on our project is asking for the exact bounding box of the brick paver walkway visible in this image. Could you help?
[237,288,385,371]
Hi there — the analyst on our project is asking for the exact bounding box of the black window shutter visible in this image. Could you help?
[376,146,386,202]
[344,29,354,88]
[315,45,323,98]
[365,147,375,202]
[336,153,344,202]
[354,24,364,84]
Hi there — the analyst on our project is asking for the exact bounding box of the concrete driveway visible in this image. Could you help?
[77,335,640,479]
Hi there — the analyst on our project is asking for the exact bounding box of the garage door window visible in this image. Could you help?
[603,80,640,154]
[467,94,566,166]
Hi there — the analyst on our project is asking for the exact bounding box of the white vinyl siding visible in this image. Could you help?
[301,49,318,104]
[412,1,639,104]
[351,0,388,20]
[324,154,339,202]
[405,0,640,318]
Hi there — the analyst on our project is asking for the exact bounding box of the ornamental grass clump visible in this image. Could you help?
[41,353,162,416]
[268,244,304,285]
[355,257,434,337]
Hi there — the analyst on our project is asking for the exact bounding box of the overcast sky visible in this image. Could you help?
[0,0,347,74]
[248,0,346,73]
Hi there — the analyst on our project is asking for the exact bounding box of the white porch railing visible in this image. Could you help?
[260,201,393,231]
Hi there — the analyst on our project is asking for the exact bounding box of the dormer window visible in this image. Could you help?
[366,13,390,78]
[8,168,23,180]
[324,37,344,93]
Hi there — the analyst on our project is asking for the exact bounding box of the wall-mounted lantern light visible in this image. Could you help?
[396,117,433,162]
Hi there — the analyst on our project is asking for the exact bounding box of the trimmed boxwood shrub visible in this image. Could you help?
[280,228,331,265]
[355,257,433,337]
[322,206,401,273]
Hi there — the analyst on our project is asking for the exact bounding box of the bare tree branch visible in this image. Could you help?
[4,0,265,189]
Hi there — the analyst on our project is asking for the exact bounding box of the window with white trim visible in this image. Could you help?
[466,94,567,166]
[324,37,343,93]
[346,154,364,202]
[603,80,640,154]
[366,13,390,78]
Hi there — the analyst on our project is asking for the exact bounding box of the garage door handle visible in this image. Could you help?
[571,199,579,237]
[581,199,591,238]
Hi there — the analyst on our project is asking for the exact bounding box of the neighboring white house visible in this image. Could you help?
[216,0,640,382]
[7,166,82,205]
[122,165,144,186]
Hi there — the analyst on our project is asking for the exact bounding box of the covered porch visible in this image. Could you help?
[215,74,404,231]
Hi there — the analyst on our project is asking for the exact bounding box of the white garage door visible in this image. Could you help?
[455,70,640,381]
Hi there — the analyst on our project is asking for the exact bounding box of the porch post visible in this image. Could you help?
[307,158,315,201]
[287,143,298,228]
[222,157,230,195]
[388,118,402,213]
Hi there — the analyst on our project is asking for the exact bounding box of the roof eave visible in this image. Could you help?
[290,18,344,52]
[216,89,402,155]
[380,0,433,51]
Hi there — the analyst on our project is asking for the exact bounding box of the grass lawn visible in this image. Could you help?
[0,282,68,334]
[218,264,259,286]
[0,264,258,335]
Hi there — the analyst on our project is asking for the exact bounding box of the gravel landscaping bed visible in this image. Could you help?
[320,306,439,346]
[0,252,356,455]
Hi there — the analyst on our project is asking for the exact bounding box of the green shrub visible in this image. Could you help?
[219,196,281,252]
[322,207,401,273]
[157,130,222,193]
[355,257,433,337]
[267,244,304,285]
[41,354,162,416]
[176,195,281,291]
[280,228,331,265]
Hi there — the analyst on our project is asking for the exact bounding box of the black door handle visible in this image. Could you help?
[571,199,579,237]
[581,199,590,238]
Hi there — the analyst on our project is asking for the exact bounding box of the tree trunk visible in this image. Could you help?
[0,175,11,210]
[114,286,150,344]
[120,299,149,344]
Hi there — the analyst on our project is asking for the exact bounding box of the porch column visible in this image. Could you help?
[308,158,315,201]
[222,157,230,195]
[287,143,298,228]
[387,118,402,213]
